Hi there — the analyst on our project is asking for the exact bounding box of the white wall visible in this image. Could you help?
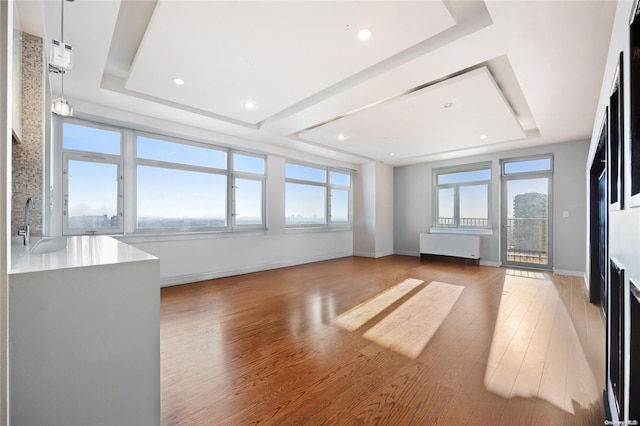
[375,162,394,256]
[1,2,12,424]
[586,1,639,423]
[118,155,353,287]
[394,139,589,274]
[353,162,393,258]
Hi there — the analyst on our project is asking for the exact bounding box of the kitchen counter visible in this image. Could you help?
[8,234,160,426]
[10,235,156,273]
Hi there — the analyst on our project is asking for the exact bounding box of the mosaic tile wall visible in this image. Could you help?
[11,32,43,237]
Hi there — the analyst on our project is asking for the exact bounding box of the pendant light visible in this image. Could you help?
[51,0,73,116]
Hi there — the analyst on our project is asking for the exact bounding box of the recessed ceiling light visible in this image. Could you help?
[390,153,396,156]
[444,102,454,109]
[480,134,488,139]
[244,101,256,110]
[357,28,372,41]
[338,134,346,140]
[172,77,185,85]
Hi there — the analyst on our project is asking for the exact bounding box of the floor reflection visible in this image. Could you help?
[483,272,599,414]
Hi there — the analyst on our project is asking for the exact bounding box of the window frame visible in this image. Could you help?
[501,154,554,176]
[134,131,230,233]
[56,117,269,236]
[285,160,352,228]
[230,151,267,229]
[61,119,125,235]
[433,162,492,230]
[133,131,267,233]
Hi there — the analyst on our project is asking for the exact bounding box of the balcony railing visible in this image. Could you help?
[506,217,548,264]
[437,217,489,227]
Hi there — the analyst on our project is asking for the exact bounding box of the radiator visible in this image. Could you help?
[419,233,480,260]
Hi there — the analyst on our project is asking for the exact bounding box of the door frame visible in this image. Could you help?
[500,160,553,270]
[589,116,607,308]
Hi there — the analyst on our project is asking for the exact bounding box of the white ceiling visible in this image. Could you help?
[17,0,616,167]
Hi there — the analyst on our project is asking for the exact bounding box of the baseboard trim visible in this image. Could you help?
[353,250,395,259]
[394,250,420,257]
[553,268,585,277]
[480,260,501,267]
[160,250,353,287]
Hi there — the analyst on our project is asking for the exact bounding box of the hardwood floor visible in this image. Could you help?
[160,256,605,425]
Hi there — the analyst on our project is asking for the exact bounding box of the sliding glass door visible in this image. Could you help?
[501,157,553,269]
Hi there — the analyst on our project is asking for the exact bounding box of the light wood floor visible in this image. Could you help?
[160,256,605,425]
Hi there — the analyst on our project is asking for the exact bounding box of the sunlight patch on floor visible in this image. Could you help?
[363,281,464,359]
[483,273,599,414]
[333,278,423,331]
[333,278,463,359]
[505,268,548,280]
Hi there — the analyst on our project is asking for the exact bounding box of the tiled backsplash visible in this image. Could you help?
[11,32,43,237]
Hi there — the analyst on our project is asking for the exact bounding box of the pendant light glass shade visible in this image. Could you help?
[51,97,73,116]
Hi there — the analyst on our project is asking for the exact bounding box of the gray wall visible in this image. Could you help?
[394,139,589,274]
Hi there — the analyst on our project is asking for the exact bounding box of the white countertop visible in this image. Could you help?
[10,235,157,274]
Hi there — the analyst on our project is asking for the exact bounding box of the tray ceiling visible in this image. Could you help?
[23,0,617,166]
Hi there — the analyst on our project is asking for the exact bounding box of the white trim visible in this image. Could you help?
[429,227,493,235]
[394,250,420,257]
[353,250,394,259]
[159,251,353,287]
[115,229,269,244]
[480,260,501,267]
[353,251,376,258]
[552,268,585,277]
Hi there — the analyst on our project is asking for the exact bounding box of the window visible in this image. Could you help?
[434,163,491,229]
[135,134,228,230]
[58,117,269,235]
[231,152,266,227]
[503,157,552,175]
[62,121,123,234]
[285,162,351,226]
[135,133,266,231]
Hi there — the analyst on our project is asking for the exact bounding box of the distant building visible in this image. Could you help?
[511,192,548,256]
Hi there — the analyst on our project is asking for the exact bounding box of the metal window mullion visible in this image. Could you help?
[454,185,460,228]
[285,177,327,187]
[328,187,333,224]
[136,158,227,175]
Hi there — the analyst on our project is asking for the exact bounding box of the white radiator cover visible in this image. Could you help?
[419,233,480,259]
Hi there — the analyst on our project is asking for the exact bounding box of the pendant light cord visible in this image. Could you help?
[60,0,65,98]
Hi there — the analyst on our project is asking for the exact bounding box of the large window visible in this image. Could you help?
[136,134,228,230]
[59,118,266,235]
[135,133,266,231]
[285,162,351,226]
[434,163,491,229]
[62,121,123,234]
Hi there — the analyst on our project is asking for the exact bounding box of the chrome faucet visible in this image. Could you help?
[18,197,36,245]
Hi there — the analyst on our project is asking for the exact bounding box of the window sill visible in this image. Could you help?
[429,227,493,236]
[285,225,353,234]
[115,228,268,244]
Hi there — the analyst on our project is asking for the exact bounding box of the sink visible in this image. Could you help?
[30,237,68,254]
